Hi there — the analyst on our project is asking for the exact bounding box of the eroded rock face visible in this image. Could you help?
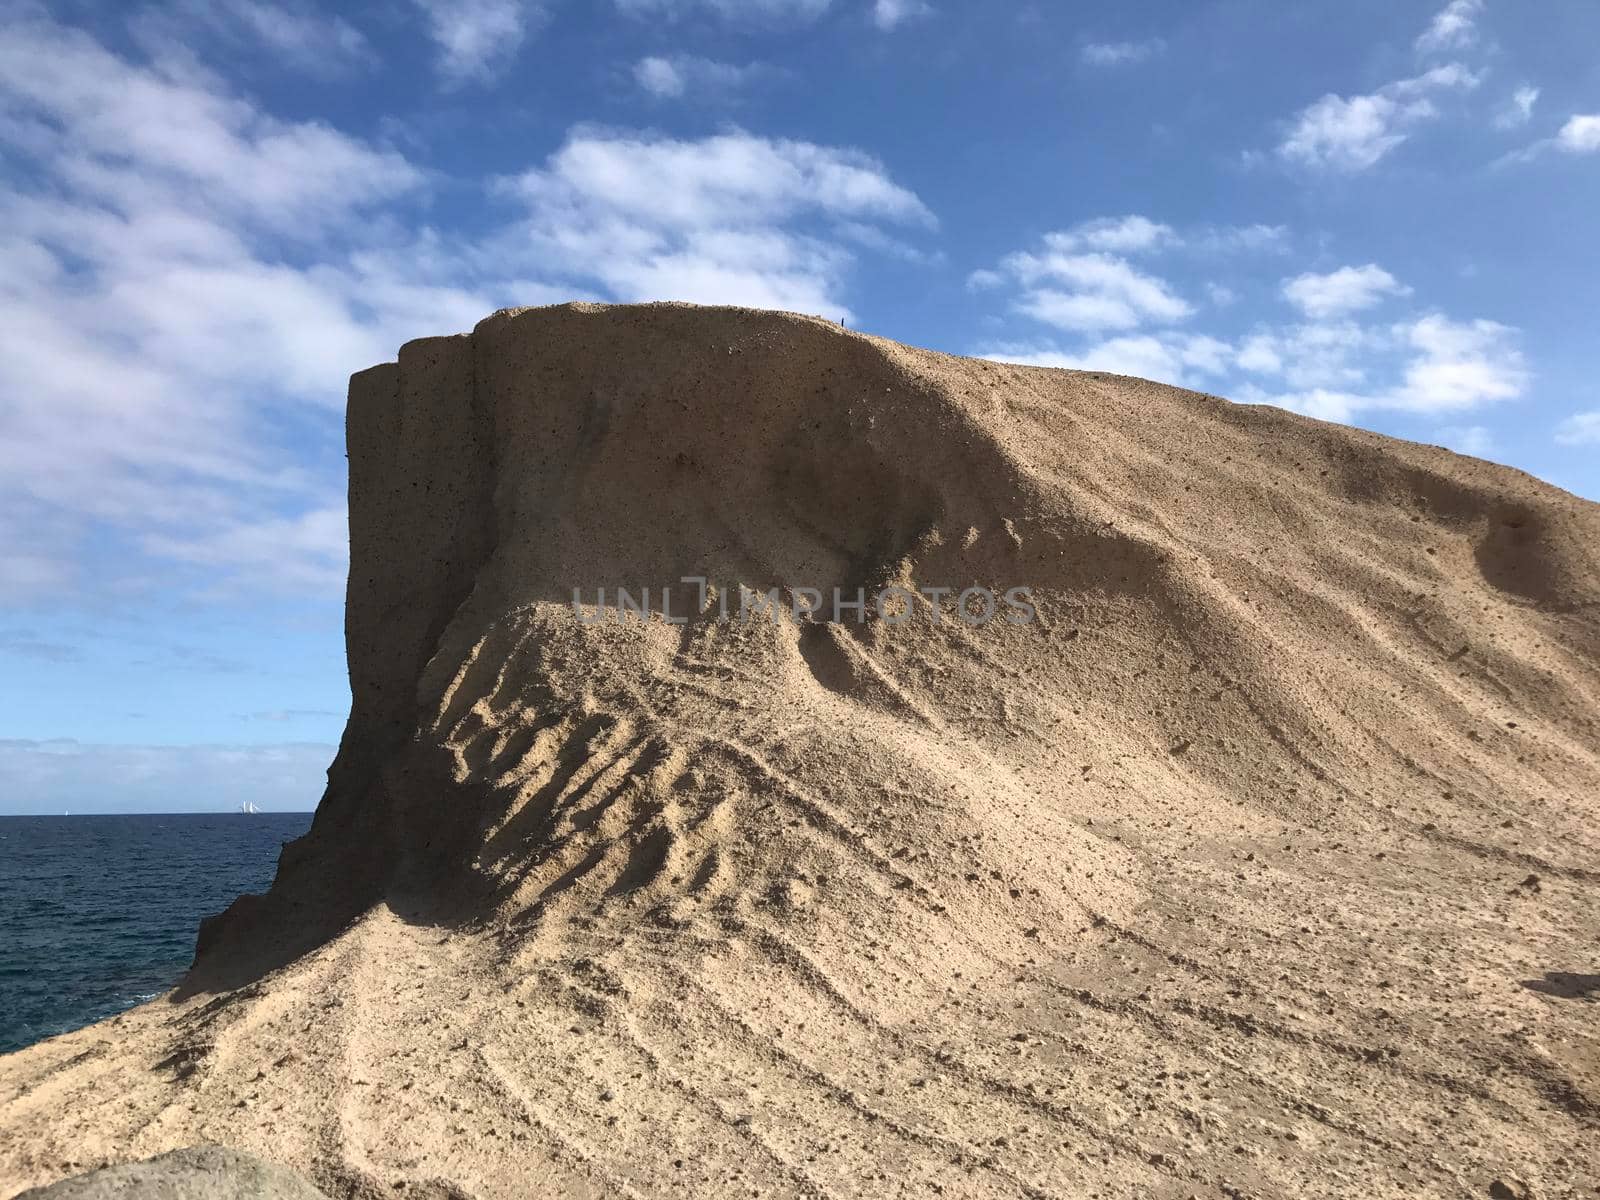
[206,303,1600,965]
[6,304,1599,1199]
[16,1146,328,1200]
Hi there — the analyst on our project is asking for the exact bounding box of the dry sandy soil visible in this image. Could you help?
[3,304,1598,1199]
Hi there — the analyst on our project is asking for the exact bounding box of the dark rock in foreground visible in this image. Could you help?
[17,1146,328,1200]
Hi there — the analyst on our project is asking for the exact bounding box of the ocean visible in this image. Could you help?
[0,812,315,1055]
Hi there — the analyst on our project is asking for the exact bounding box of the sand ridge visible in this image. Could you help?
[2,303,1597,1199]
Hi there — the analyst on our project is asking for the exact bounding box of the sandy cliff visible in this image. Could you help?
[3,303,1598,1199]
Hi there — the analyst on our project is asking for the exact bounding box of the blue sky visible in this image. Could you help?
[1,0,1596,812]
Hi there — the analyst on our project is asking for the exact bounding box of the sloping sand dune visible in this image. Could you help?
[3,303,1598,1199]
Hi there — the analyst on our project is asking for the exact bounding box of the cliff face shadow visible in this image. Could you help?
[1521,971,1600,1001]
[168,886,473,1003]
[167,755,487,1002]
[170,888,368,1002]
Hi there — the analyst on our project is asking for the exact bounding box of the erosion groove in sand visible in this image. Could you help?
[2,303,1597,1199]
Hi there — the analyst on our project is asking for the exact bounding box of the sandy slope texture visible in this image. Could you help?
[2,303,1598,1200]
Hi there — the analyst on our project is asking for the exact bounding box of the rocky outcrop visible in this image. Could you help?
[8,304,1599,1199]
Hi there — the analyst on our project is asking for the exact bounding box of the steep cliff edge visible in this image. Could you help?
[4,303,1599,1200]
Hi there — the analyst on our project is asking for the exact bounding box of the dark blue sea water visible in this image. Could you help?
[0,813,314,1055]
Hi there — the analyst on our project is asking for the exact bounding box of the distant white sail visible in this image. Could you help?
[239,801,260,814]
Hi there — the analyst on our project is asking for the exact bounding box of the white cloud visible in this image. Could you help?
[873,0,931,31]
[632,54,766,100]
[501,130,933,319]
[977,252,1527,427]
[1236,385,1369,425]
[1416,0,1484,55]
[1278,64,1482,171]
[0,510,80,605]
[1391,315,1526,412]
[1235,334,1282,374]
[1016,260,1190,331]
[509,130,932,233]
[1493,85,1539,130]
[974,219,1527,431]
[1080,39,1165,67]
[1015,291,1141,332]
[0,26,420,236]
[0,11,461,601]
[1237,316,1524,418]
[137,0,373,78]
[996,241,1191,332]
[1059,214,1178,254]
[1497,113,1600,165]
[141,506,350,593]
[1555,411,1600,446]
[1432,424,1495,456]
[0,15,932,607]
[634,55,687,98]
[1279,94,1412,171]
[613,0,832,22]
[1282,264,1410,318]
[413,0,541,86]
[1556,115,1600,154]
[1193,224,1291,255]
[973,216,1291,337]
[1235,322,1380,391]
[1387,63,1483,98]
[986,333,1231,386]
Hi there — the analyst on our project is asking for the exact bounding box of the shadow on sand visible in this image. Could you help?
[1521,971,1600,1001]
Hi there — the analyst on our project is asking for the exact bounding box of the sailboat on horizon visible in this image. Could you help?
[239,801,261,815]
